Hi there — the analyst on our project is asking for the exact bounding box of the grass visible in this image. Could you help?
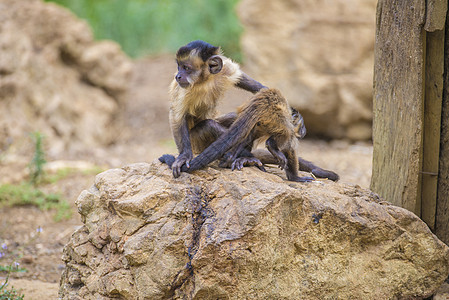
[0,132,75,221]
[29,132,46,187]
[0,264,25,300]
[45,0,243,60]
[43,166,104,185]
[0,265,26,274]
[0,183,71,222]
[0,278,24,300]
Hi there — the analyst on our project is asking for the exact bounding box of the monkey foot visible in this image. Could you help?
[230,157,266,172]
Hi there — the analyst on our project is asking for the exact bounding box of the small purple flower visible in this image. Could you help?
[1,243,6,250]
[0,252,4,258]
[36,226,43,233]
[14,262,19,269]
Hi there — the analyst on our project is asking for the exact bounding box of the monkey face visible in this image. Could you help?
[175,62,196,88]
[174,42,223,89]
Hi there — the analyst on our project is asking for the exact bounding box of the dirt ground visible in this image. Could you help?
[0,56,373,299]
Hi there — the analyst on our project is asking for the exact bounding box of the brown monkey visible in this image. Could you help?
[161,99,339,181]
[168,40,266,177]
[162,40,339,181]
[161,88,317,182]
[218,108,339,181]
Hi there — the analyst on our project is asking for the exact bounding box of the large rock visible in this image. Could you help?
[59,161,449,299]
[238,0,376,140]
[0,0,132,156]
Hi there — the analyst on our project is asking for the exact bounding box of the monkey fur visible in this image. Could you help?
[161,88,336,182]
[163,40,339,182]
[168,40,266,177]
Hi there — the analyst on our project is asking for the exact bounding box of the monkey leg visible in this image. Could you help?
[251,149,339,182]
[190,119,228,153]
[265,136,288,170]
[218,129,265,171]
[283,149,314,182]
[230,155,266,172]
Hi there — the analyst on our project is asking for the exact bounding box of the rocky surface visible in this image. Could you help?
[0,0,132,156]
[59,161,449,299]
[238,0,377,140]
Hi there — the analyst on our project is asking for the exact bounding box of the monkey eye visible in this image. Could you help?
[182,65,191,72]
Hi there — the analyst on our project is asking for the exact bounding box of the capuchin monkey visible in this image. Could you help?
[162,40,339,181]
[206,107,339,182]
[168,40,266,178]
[161,88,338,182]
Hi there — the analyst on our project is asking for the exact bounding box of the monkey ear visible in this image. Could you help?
[208,55,223,74]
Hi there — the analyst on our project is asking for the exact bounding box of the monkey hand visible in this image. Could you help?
[230,157,266,172]
[172,152,193,178]
[272,152,288,170]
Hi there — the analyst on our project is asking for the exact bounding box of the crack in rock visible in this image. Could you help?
[167,186,215,298]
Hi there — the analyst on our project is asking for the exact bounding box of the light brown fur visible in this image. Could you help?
[169,55,241,132]
[235,88,299,153]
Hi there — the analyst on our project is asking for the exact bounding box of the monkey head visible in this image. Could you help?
[175,40,224,88]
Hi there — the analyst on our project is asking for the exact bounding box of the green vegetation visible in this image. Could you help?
[0,279,24,300]
[0,183,70,222]
[45,0,243,60]
[29,132,46,186]
[0,263,24,300]
[43,166,104,185]
[0,265,26,274]
[0,132,72,221]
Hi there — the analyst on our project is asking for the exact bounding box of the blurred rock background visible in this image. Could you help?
[239,0,376,140]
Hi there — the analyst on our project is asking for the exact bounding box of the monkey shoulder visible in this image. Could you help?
[220,57,243,85]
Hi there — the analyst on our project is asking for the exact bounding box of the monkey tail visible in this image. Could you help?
[159,154,176,168]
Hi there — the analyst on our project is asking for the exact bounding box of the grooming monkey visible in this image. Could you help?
[168,40,266,177]
[162,88,337,182]
[162,40,339,181]
[213,107,339,181]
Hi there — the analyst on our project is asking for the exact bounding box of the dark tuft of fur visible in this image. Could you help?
[176,40,220,62]
[159,154,176,168]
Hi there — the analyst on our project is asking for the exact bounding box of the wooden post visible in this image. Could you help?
[421,29,444,230]
[371,0,427,214]
[372,0,448,242]
[435,7,449,245]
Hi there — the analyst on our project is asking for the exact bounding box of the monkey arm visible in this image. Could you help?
[235,72,267,94]
[172,117,194,178]
[215,112,238,128]
[266,136,288,170]
[161,112,257,174]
